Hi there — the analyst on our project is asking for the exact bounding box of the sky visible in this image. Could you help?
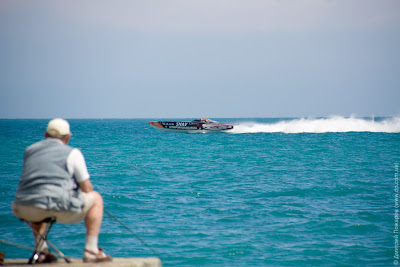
[0,0,399,119]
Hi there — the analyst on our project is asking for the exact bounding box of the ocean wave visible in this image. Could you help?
[230,116,400,134]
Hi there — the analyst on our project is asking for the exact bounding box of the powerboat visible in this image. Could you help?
[148,118,234,133]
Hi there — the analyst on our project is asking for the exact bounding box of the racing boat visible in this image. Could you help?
[148,119,234,133]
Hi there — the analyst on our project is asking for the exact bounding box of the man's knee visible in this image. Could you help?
[91,191,103,206]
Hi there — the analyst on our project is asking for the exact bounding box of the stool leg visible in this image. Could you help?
[25,218,70,264]
[27,220,53,264]
[47,239,71,263]
[28,252,40,264]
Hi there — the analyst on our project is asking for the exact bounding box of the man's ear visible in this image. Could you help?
[63,134,71,145]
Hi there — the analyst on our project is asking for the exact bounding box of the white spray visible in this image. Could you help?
[230,116,400,134]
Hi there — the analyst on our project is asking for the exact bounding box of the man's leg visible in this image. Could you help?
[31,222,46,236]
[31,222,48,251]
[82,191,111,262]
[84,191,103,254]
[12,204,50,251]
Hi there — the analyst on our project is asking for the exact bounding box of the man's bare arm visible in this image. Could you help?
[78,179,94,193]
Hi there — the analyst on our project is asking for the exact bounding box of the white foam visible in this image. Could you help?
[230,116,400,134]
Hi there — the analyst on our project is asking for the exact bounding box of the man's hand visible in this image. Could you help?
[78,179,94,193]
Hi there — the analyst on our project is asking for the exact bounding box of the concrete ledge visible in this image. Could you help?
[3,257,162,267]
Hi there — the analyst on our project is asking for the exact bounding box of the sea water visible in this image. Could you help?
[0,117,399,266]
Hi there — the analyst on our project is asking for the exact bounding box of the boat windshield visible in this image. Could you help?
[192,119,217,123]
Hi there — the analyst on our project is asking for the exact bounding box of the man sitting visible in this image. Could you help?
[12,118,112,263]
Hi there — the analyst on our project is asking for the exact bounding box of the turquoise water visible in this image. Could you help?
[0,118,399,266]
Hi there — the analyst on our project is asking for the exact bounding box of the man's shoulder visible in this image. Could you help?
[25,139,47,151]
[26,138,74,153]
[68,147,85,160]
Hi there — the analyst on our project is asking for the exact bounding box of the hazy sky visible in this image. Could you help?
[1,0,399,118]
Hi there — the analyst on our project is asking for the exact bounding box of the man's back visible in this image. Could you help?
[14,138,84,213]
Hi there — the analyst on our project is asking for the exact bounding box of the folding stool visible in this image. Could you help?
[24,217,71,264]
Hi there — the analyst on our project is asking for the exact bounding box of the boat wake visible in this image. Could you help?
[230,116,400,134]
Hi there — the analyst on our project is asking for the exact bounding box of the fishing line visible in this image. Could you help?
[0,239,35,251]
[104,209,160,258]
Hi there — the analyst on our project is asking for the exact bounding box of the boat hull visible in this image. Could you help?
[148,119,233,133]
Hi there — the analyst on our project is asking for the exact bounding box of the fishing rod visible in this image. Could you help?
[1,211,160,259]
[104,208,160,258]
